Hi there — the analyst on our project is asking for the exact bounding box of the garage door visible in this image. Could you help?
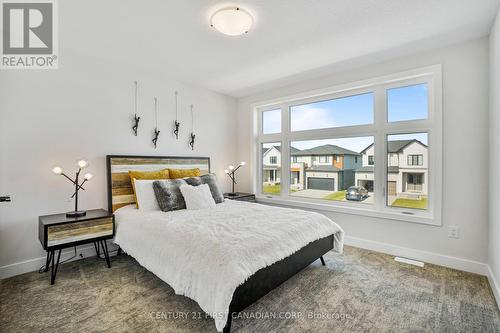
[387,181,397,196]
[307,177,335,191]
[358,180,374,192]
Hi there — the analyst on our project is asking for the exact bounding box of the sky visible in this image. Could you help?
[262,83,428,152]
[263,83,428,133]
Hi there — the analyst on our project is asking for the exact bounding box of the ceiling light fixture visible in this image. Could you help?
[210,7,253,36]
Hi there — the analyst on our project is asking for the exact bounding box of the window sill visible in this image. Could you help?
[255,195,440,226]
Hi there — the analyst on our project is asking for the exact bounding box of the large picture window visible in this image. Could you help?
[255,66,442,225]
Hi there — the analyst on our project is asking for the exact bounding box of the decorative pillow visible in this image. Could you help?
[153,179,187,211]
[132,179,160,211]
[128,168,170,207]
[169,168,200,179]
[179,184,216,210]
[185,174,224,204]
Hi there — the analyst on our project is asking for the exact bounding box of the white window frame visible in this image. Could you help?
[252,65,443,226]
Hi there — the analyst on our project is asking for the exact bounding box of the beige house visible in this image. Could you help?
[355,140,428,197]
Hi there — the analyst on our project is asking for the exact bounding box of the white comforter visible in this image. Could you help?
[114,200,344,331]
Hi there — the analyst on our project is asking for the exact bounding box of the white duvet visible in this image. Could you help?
[114,200,344,332]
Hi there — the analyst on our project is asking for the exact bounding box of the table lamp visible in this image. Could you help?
[52,159,93,217]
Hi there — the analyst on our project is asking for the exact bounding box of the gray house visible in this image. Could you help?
[263,144,361,191]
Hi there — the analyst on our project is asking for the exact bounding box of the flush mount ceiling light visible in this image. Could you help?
[210,7,253,36]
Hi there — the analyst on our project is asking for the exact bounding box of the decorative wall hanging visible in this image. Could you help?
[189,104,195,150]
[152,97,160,149]
[132,80,140,136]
[173,91,180,139]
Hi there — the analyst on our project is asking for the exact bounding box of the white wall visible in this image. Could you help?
[237,38,490,269]
[489,9,500,304]
[0,44,237,276]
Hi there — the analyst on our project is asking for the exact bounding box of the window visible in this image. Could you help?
[262,109,281,134]
[387,133,428,210]
[290,92,374,131]
[318,156,328,163]
[387,83,428,122]
[255,66,441,224]
[407,154,423,166]
[262,142,281,195]
[289,137,374,204]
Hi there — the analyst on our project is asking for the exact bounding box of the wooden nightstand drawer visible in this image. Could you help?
[47,217,113,247]
[39,209,115,250]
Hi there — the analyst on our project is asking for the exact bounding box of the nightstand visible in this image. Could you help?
[223,192,256,202]
[39,209,115,285]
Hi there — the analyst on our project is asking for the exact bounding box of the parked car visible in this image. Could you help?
[345,186,369,201]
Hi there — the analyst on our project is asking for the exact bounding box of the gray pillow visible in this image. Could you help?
[153,179,187,211]
[185,173,225,204]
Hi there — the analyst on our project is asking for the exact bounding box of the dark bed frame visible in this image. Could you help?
[106,155,335,333]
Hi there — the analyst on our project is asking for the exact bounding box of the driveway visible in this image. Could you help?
[291,189,374,204]
[290,189,334,198]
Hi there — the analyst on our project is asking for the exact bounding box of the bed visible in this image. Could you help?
[107,155,344,332]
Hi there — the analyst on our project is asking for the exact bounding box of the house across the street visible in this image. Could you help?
[355,139,428,199]
[262,139,428,202]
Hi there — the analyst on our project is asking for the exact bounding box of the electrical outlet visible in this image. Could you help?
[448,226,460,239]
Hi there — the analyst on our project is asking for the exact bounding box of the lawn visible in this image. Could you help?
[322,190,346,201]
[262,184,299,194]
[263,184,281,194]
[391,197,428,210]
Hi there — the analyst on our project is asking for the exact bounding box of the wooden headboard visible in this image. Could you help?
[106,155,210,212]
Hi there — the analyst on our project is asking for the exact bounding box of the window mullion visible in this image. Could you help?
[281,103,290,197]
[374,86,386,211]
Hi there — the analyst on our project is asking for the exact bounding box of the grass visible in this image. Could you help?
[322,190,346,201]
[262,184,300,194]
[391,197,428,210]
[263,184,281,194]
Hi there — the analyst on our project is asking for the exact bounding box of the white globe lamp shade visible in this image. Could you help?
[210,7,253,36]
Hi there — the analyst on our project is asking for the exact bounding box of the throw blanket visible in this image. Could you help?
[114,200,344,331]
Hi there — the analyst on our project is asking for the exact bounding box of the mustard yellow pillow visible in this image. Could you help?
[168,168,201,179]
[128,169,170,208]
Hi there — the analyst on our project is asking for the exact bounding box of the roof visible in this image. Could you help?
[305,165,342,172]
[292,144,360,156]
[360,139,428,154]
[355,166,399,173]
[264,145,356,157]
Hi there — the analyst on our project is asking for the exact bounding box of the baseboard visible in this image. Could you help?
[344,236,489,276]
[487,266,500,310]
[0,242,119,280]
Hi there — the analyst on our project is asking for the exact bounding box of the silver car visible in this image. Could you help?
[345,186,369,201]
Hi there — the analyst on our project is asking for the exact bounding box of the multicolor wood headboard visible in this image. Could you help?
[106,155,210,212]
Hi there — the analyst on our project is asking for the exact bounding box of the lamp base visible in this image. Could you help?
[225,192,238,197]
[66,210,87,218]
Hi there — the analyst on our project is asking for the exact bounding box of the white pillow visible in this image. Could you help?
[179,184,216,210]
[133,179,160,211]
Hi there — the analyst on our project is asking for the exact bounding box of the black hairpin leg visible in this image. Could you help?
[320,256,326,266]
[50,249,61,285]
[101,240,111,268]
[223,313,233,333]
[94,241,100,257]
[44,251,52,272]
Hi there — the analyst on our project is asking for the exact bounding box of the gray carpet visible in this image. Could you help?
[1,246,499,332]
